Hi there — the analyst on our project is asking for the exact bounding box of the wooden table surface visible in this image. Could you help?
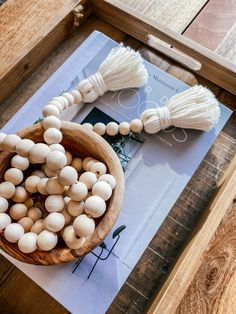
[0,1,236,313]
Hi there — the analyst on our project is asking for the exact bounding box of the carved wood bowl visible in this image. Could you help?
[0,121,124,265]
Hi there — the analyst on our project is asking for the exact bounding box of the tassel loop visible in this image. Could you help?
[141,107,172,134]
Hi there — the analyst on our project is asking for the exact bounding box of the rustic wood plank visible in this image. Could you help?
[216,23,236,64]
[185,0,236,51]
[0,255,13,284]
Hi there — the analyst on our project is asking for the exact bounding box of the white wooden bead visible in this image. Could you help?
[79,171,97,190]
[0,132,6,149]
[62,225,85,249]
[82,157,97,171]
[18,232,37,253]
[73,214,95,237]
[71,157,83,172]
[65,151,73,165]
[4,223,24,243]
[84,195,106,218]
[31,170,46,178]
[30,219,44,235]
[52,96,68,109]
[48,100,63,113]
[130,119,143,132]
[36,178,48,195]
[64,196,71,205]
[0,182,15,199]
[61,209,72,226]
[37,230,58,251]
[46,177,65,194]
[42,116,61,130]
[0,197,8,213]
[92,181,112,201]
[44,128,63,145]
[11,155,29,171]
[83,123,93,131]
[62,92,74,106]
[106,122,119,136]
[46,151,67,171]
[67,182,88,201]
[67,200,84,217]
[12,186,28,203]
[24,197,34,209]
[90,162,107,177]
[49,143,65,153]
[30,143,50,164]
[98,174,116,190]
[9,203,28,220]
[70,90,82,104]
[25,175,41,193]
[27,207,42,222]
[119,122,130,135]
[18,217,34,232]
[15,139,34,157]
[0,213,11,231]
[2,134,21,152]
[43,105,60,118]
[45,212,65,232]
[58,166,78,186]
[4,168,24,185]
[42,164,58,177]
[93,123,106,136]
[45,195,65,212]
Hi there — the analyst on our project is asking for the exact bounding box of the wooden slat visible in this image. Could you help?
[216,23,236,64]
[0,0,81,104]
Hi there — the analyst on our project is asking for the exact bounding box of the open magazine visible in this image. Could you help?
[1,31,232,314]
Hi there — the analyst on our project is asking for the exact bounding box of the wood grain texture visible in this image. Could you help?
[216,23,236,64]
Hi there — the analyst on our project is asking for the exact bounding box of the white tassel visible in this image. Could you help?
[77,45,148,103]
[141,85,220,134]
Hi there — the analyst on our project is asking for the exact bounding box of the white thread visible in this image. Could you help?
[88,72,108,97]
[156,107,172,130]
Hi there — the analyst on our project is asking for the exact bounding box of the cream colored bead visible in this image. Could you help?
[64,196,71,205]
[83,123,93,131]
[44,128,63,145]
[71,157,83,172]
[130,119,143,133]
[0,213,11,231]
[49,143,65,153]
[61,209,72,226]
[46,177,65,194]
[98,174,116,190]
[16,139,34,157]
[9,203,28,220]
[52,96,68,109]
[0,197,8,213]
[42,164,58,178]
[48,100,63,113]
[119,122,130,135]
[2,134,21,152]
[67,182,88,201]
[27,207,42,222]
[18,217,34,232]
[12,186,28,203]
[58,166,78,186]
[62,225,85,249]
[90,162,107,177]
[46,151,67,171]
[30,143,50,164]
[106,122,119,136]
[0,182,15,199]
[62,92,74,106]
[93,123,106,136]
[0,132,6,149]
[45,212,65,232]
[4,223,24,243]
[30,219,44,234]
[25,175,41,193]
[43,104,60,118]
[18,232,37,253]
[37,230,58,251]
[65,151,73,165]
[24,197,34,209]
[4,168,24,185]
[11,155,29,171]
[79,171,97,190]
[73,214,95,237]
[67,200,84,217]
[31,170,46,178]
[70,90,82,104]
[42,116,61,130]
[82,157,96,171]
[84,195,106,218]
[45,195,65,212]
[92,181,112,201]
[37,178,49,195]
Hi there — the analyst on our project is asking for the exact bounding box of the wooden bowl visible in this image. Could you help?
[0,121,124,265]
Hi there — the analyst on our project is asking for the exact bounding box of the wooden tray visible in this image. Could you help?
[0,1,236,313]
